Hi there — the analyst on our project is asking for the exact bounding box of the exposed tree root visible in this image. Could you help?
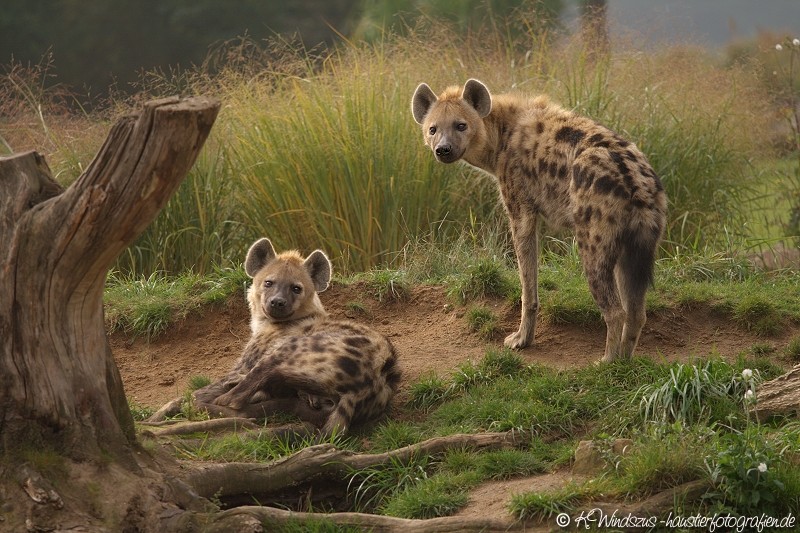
[191,505,524,533]
[168,476,711,533]
[591,480,710,516]
[140,417,260,436]
[183,430,531,500]
[751,364,800,419]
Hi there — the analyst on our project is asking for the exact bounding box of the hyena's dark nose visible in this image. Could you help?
[270,297,287,309]
[435,144,451,157]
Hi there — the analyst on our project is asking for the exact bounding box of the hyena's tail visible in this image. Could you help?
[618,220,663,300]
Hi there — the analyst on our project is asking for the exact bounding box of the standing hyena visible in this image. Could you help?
[149,238,401,436]
[411,79,667,362]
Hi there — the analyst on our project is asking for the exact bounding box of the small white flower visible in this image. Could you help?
[745,389,755,402]
[793,38,800,47]
[758,462,768,473]
[776,44,784,51]
[742,368,753,380]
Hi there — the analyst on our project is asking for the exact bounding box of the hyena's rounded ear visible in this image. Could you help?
[244,238,277,278]
[304,250,332,293]
[412,83,437,124]
[462,79,492,118]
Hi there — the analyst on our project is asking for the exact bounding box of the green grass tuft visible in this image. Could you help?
[636,359,752,426]
[354,270,410,302]
[465,305,501,340]
[381,472,474,519]
[128,400,155,421]
[750,342,776,357]
[447,258,517,303]
[733,295,784,336]
[104,267,247,339]
[508,484,583,521]
[785,336,800,363]
[348,455,430,513]
[408,373,450,410]
[188,375,212,391]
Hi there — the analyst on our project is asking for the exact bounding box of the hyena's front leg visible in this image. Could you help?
[505,216,539,350]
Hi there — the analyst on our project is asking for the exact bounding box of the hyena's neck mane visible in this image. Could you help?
[464,93,553,175]
[249,298,328,336]
[251,307,328,338]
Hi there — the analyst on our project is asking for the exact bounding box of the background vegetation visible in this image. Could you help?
[2,6,797,276]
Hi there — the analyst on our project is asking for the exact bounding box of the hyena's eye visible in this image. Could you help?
[291,285,303,294]
[456,122,467,132]
[264,280,273,288]
[428,126,436,135]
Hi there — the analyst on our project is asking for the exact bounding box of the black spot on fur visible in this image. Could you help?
[573,166,593,189]
[337,356,360,377]
[555,126,586,146]
[587,133,605,144]
[610,151,630,177]
[557,164,568,179]
[345,346,363,358]
[381,351,402,389]
[615,138,631,148]
[336,382,359,394]
[536,122,545,135]
[311,339,326,353]
[336,403,353,418]
[583,206,593,224]
[652,172,664,192]
[623,173,635,191]
[613,185,629,199]
[345,336,370,348]
[594,175,616,195]
[522,164,537,181]
[537,159,547,175]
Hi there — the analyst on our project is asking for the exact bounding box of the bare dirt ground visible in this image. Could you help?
[111,282,799,523]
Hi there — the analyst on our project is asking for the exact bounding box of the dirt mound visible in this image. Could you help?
[113,282,794,410]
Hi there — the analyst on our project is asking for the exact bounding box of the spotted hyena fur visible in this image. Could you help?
[412,79,667,362]
[152,238,401,436]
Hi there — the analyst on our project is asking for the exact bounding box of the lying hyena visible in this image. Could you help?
[412,79,667,362]
[148,238,401,436]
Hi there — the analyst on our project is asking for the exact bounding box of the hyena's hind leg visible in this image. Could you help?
[578,233,626,362]
[614,228,659,359]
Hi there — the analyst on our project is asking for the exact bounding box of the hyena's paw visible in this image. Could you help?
[599,351,630,364]
[504,330,531,350]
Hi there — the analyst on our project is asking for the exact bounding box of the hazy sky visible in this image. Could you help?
[564,0,799,48]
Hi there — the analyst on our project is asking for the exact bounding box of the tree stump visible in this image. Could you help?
[0,96,219,531]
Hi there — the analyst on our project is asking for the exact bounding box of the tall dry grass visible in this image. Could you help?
[0,13,780,276]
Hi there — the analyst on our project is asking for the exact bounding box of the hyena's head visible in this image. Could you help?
[244,238,331,333]
[411,79,492,164]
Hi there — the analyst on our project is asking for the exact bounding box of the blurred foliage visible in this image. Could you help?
[0,0,358,99]
[351,0,564,41]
